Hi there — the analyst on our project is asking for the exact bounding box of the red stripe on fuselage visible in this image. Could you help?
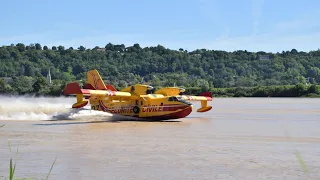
[142,106,192,120]
[94,101,192,120]
[161,105,189,111]
[98,100,107,111]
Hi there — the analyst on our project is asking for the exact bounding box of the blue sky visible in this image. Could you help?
[1,0,320,52]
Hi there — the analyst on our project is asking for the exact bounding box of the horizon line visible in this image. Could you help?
[1,42,320,54]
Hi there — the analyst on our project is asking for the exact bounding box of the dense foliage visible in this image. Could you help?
[0,43,320,97]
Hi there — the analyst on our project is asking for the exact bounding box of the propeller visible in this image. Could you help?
[179,87,185,95]
[179,88,185,93]
[146,85,154,94]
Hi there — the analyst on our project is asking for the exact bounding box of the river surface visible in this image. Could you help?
[0,97,319,180]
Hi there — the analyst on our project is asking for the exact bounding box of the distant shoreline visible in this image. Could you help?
[1,84,319,98]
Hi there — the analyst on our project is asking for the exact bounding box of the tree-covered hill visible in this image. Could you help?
[0,42,320,96]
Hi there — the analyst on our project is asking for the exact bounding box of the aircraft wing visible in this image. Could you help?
[178,92,213,112]
[179,92,212,101]
[179,95,212,101]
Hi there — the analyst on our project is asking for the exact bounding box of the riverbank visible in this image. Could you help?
[192,84,320,98]
[0,84,319,98]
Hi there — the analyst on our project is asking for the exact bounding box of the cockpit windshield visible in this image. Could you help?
[168,96,191,105]
[168,96,179,101]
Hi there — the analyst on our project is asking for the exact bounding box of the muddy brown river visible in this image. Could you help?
[0,97,319,179]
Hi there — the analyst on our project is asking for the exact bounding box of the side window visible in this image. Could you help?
[168,97,173,101]
[141,101,143,105]
[136,100,138,105]
[161,103,163,106]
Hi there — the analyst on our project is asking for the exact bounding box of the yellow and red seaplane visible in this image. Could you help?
[64,69,213,120]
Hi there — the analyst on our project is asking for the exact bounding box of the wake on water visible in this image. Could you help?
[0,95,117,121]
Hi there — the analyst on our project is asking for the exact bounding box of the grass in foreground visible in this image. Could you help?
[1,126,57,180]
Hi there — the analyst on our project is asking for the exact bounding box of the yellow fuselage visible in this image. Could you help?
[63,70,212,120]
[89,94,193,120]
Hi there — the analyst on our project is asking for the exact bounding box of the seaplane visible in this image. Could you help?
[63,69,213,120]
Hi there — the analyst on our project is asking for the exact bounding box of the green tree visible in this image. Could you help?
[32,77,48,93]
[58,46,65,51]
[11,76,33,94]
[0,48,10,59]
[1,41,320,96]
[78,46,86,51]
[35,43,42,50]
[105,43,114,51]
[16,43,26,52]
[0,78,6,92]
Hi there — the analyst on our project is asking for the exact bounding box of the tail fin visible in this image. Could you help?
[87,69,107,90]
[86,69,117,91]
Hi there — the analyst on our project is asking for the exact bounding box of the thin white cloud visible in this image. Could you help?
[0,33,48,44]
[0,30,145,49]
[45,34,145,49]
[1,11,319,53]
[269,11,320,35]
[2,29,319,53]
[197,10,320,52]
[205,31,320,52]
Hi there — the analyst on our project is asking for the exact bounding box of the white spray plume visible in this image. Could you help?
[0,95,114,121]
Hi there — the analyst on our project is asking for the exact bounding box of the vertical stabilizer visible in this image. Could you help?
[87,69,107,90]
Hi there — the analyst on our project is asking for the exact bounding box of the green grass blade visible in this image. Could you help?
[45,158,57,180]
[294,151,309,174]
[9,158,13,180]
[13,163,16,178]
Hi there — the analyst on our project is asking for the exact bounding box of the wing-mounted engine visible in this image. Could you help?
[120,84,154,96]
[154,87,185,96]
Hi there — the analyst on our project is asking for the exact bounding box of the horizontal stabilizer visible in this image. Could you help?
[64,82,131,109]
[64,82,131,97]
[64,82,90,95]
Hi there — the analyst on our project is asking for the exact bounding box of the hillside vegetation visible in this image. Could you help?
[0,43,320,97]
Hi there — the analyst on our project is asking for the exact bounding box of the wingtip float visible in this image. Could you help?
[64,69,213,120]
